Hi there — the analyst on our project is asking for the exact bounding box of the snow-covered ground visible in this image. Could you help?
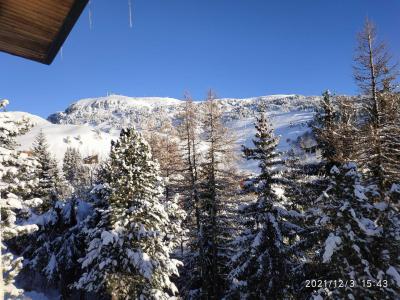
[2,111,115,163]
[16,121,118,163]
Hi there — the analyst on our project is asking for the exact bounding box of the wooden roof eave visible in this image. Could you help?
[0,0,88,65]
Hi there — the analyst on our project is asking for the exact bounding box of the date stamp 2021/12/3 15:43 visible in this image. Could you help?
[305,279,389,289]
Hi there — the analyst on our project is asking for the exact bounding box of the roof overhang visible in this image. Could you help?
[0,0,88,65]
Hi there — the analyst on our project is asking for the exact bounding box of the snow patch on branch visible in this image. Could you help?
[323,233,341,263]
[387,266,400,287]
[101,230,117,245]
[349,209,382,236]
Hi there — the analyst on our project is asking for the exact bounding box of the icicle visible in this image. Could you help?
[89,0,93,30]
[60,46,64,60]
[128,0,133,28]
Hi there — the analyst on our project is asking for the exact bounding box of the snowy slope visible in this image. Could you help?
[0,112,117,163]
[1,111,49,127]
[16,122,117,163]
[6,94,319,170]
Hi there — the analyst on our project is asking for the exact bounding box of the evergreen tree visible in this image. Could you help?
[0,193,39,299]
[63,147,90,198]
[0,112,40,299]
[164,193,188,267]
[0,114,30,150]
[371,184,400,299]
[309,163,400,299]
[75,128,184,299]
[312,90,337,171]
[23,197,91,300]
[31,131,61,211]
[0,99,9,112]
[226,112,303,299]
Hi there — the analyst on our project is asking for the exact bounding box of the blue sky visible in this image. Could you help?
[1,0,399,118]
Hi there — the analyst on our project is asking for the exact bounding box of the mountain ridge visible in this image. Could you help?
[48,94,320,130]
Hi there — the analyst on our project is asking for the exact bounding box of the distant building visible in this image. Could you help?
[83,154,99,165]
[19,150,34,157]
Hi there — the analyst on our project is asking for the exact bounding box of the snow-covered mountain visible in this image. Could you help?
[10,94,321,170]
[48,94,319,129]
[48,95,185,130]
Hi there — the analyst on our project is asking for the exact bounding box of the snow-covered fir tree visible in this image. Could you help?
[0,99,9,112]
[75,128,184,299]
[0,193,39,299]
[0,112,41,299]
[226,112,303,299]
[312,90,338,171]
[371,183,400,299]
[0,113,30,151]
[31,131,62,211]
[63,147,90,198]
[309,163,400,299]
[164,193,187,261]
[0,115,38,200]
[23,197,92,299]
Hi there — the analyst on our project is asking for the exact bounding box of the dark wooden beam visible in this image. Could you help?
[44,0,88,65]
[0,0,88,65]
